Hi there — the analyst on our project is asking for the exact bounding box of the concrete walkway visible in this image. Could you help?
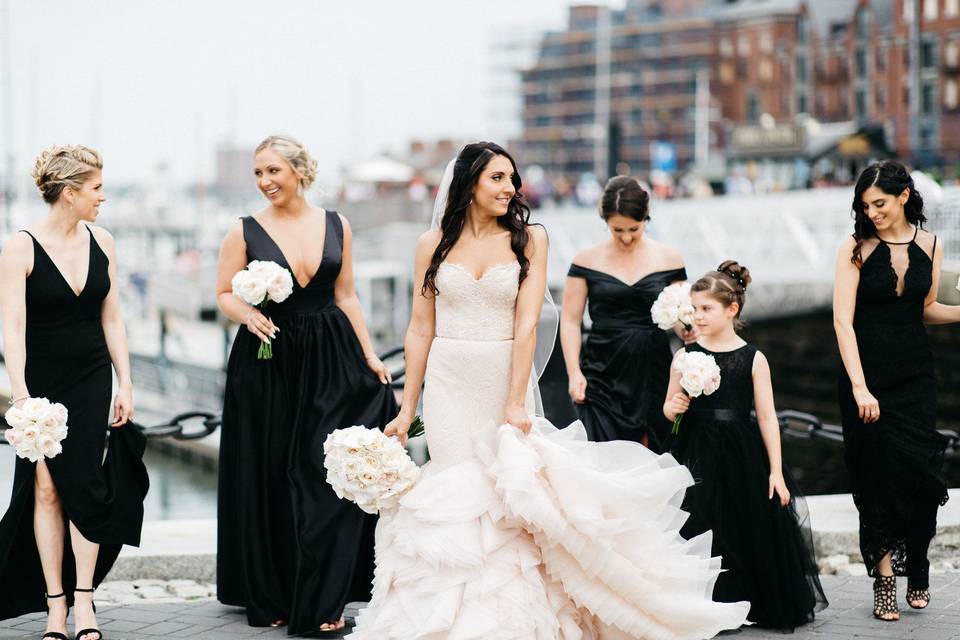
[1,575,959,639]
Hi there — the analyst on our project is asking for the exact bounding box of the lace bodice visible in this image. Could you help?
[434,262,519,340]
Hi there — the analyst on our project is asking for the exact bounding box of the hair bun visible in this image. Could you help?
[717,259,751,291]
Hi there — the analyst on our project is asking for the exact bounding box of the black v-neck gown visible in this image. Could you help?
[217,212,398,634]
[838,234,948,588]
[0,227,149,620]
[566,264,686,451]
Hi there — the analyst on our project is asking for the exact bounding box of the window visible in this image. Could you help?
[924,0,938,20]
[738,34,751,57]
[759,59,773,81]
[877,48,886,72]
[720,37,734,57]
[947,41,959,67]
[856,89,868,118]
[947,0,960,17]
[877,87,887,110]
[797,15,808,44]
[798,94,808,114]
[796,55,808,81]
[921,40,937,68]
[921,82,936,114]
[856,48,868,77]
[946,80,959,109]
[746,92,760,121]
[760,30,773,53]
[856,8,870,39]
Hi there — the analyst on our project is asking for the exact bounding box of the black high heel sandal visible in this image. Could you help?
[72,588,102,640]
[873,574,900,621]
[41,592,69,640]
[906,583,931,609]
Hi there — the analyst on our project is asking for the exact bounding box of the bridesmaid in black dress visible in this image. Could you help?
[0,145,148,640]
[834,161,959,622]
[215,135,398,636]
[561,176,690,451]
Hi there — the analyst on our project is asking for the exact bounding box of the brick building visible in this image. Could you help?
[519,0,960,186]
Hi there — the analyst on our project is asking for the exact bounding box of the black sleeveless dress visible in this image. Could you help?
[566,265,685,451]
[217,212,399,634]
[838,231,948,588]
[0,227,149,620]
[671,343,827,631]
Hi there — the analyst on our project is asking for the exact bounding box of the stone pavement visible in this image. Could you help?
[2,575,959,639]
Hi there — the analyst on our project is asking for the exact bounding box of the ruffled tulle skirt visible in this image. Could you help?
[348,419,750,640]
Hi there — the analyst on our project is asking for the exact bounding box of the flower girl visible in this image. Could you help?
[663,261,828,631]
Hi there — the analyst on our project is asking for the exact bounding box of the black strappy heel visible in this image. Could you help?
[873,574,900,621]
[41,592,69,640]
[906,583,931,609]
[72,588,102,640]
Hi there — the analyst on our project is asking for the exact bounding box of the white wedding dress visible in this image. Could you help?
[348,261,750,639]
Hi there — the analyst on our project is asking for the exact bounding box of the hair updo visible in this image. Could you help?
[255,135,318,190]
[850,160,925,266]
[31,145,103,205]
[599,175,650,222]
[691,260,752,327]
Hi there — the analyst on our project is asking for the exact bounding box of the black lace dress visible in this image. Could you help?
[566,265,685,451]
[838,230,948,589]
[217,212,399,635]
[671,343,827,631]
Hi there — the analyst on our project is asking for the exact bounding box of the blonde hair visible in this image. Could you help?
[31,145,103,204]
[690,260,753,328]
[255,135,318,190]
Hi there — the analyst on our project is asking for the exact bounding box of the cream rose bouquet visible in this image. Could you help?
[651,282,695,331]
[671,351,721,434]
[231,260,294,359]
[323,425,421,514]
[4,397,69,462]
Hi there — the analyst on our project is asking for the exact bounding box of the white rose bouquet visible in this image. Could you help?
[323,425,421,514]
[651,282,695,331]
[4,397,69,462]
[671,350,721,434]
[231,260,294,359]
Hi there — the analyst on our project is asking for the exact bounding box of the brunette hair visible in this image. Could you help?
[690,260,752,328]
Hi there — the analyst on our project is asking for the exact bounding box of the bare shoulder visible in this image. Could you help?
[915,228,937,254]
[415,228,442,256]
[649,239,684,268]
[525,224,548,259]
[571,242,604,269]
[751,348,770,372]
[0,231,33,266]
[88,224,115,247]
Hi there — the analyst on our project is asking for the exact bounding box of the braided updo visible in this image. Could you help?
[691,260,752,327]
[255,135,318,190]
[31,145,103,204]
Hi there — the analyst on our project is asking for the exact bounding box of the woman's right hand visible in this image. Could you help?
[568,371,587,404]
[244,308,278,344]
[384,413,413,446]
[853,385,880,423]
[665,392,690,419]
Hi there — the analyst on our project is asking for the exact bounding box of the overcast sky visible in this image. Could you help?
[1,0,616,188]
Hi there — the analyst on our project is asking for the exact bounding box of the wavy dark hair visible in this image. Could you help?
[851,160,925,267]
[422,142,533,296]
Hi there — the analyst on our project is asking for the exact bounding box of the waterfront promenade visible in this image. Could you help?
[1,575,959,638]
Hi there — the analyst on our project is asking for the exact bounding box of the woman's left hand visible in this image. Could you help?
[768,472,791,507]
[504,404,531,435]
[365,356,392,385]
[112,384,134,428]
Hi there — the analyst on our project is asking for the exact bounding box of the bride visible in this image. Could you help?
[347,142,750,639]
